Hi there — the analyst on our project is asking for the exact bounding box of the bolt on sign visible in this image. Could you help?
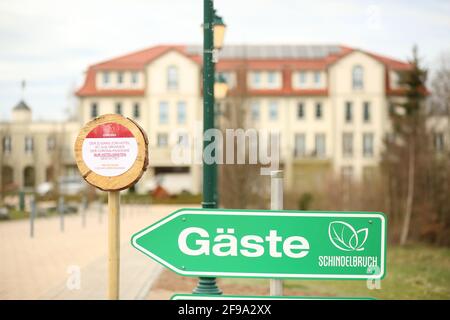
[132,208,386,279]
[74,114,149,191]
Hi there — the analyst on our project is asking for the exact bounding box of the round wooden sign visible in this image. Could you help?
[74,114,149,191]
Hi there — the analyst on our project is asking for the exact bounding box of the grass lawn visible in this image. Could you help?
[220,244,450,299]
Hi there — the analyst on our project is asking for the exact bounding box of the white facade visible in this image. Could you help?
[0,103,80,191]
[75,45,442,194]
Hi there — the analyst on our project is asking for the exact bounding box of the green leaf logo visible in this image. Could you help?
[328,221,368,251]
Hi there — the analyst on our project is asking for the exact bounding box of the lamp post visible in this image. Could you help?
[193,0,226,295]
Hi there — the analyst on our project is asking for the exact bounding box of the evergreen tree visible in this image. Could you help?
[382,45,428,245]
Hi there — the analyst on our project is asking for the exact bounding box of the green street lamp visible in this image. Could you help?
[213,11,226,51]
[193,0,226,295]
[214,73,229,100]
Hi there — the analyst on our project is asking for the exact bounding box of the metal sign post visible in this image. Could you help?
[30,195,36,238]
[270,170,283,296]
[59,196,64,232]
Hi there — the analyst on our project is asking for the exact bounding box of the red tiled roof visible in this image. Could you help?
[242,89,328,97]
[366,51,412,71]
[76,44,412,97]
[76,45,199,97]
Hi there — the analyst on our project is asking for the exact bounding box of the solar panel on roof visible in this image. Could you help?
[185,45,341,59]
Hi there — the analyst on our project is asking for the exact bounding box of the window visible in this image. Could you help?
[167,66,178,90]
[434,132,445,152]
[345,102,353,123]
[177,101,186,124]
[314,134,326,157]
[131,72,138,85]
[25,137,33,153]
[269,133,281,157]
[313,72,321,86]
[157,133,168,147]
[115,102,122,115]
[363,102,371,122]
[177,133,189,146]
[294,134,306,157]
[299,71,307,87]
[297,102,305,119]
[342,133,353,157]
[391,71,400,88]
[133,103,140,119]
[252,72,261,87]
[47,136,56,151]
[159,101,169,124]
[363,133,374,157]
[251,101,260,121]
[268,71,276,85]
[117,72,124,85]
[103,72,109,85]
[315,102,323,119]
[220,72,236,88]
[352,65,363,90]
[91,102,98,118]
[269,101,278,121]
[2,136,11,153]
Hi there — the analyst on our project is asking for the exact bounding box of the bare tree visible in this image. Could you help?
[218,61,268,209]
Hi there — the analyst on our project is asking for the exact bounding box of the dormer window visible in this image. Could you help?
[352,65,364,90]
[252,72,261,87]
[268,71,276,86]
[131,72,138,85]
[313,72,321,86]
[299,71,307,87]
[103,72,110,85]
[167,66,178,90]
[117,72,124,85]
[391,71,400,88]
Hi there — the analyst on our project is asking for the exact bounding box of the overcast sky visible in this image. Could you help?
[1,0,449,121]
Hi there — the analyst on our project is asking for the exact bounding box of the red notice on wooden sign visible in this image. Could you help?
[82,122,139,177]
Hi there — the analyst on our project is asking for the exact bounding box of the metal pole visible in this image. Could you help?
[59,196,64,232]
[30,195,36,238]
[193,0,221,295]
[19,190,25,211]
[270,170,284,296]
[108,191,120,300]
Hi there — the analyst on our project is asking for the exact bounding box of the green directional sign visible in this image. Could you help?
[171,294,375,300]
[131,208,386,279]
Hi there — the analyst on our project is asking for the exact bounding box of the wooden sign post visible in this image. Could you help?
[74,114,148,300]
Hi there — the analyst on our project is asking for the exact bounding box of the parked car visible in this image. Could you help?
[36,182,53,196]
[59,176,88,195]
[36,176,88,196]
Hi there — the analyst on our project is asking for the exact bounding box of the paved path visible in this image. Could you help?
[0,203,190,300]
